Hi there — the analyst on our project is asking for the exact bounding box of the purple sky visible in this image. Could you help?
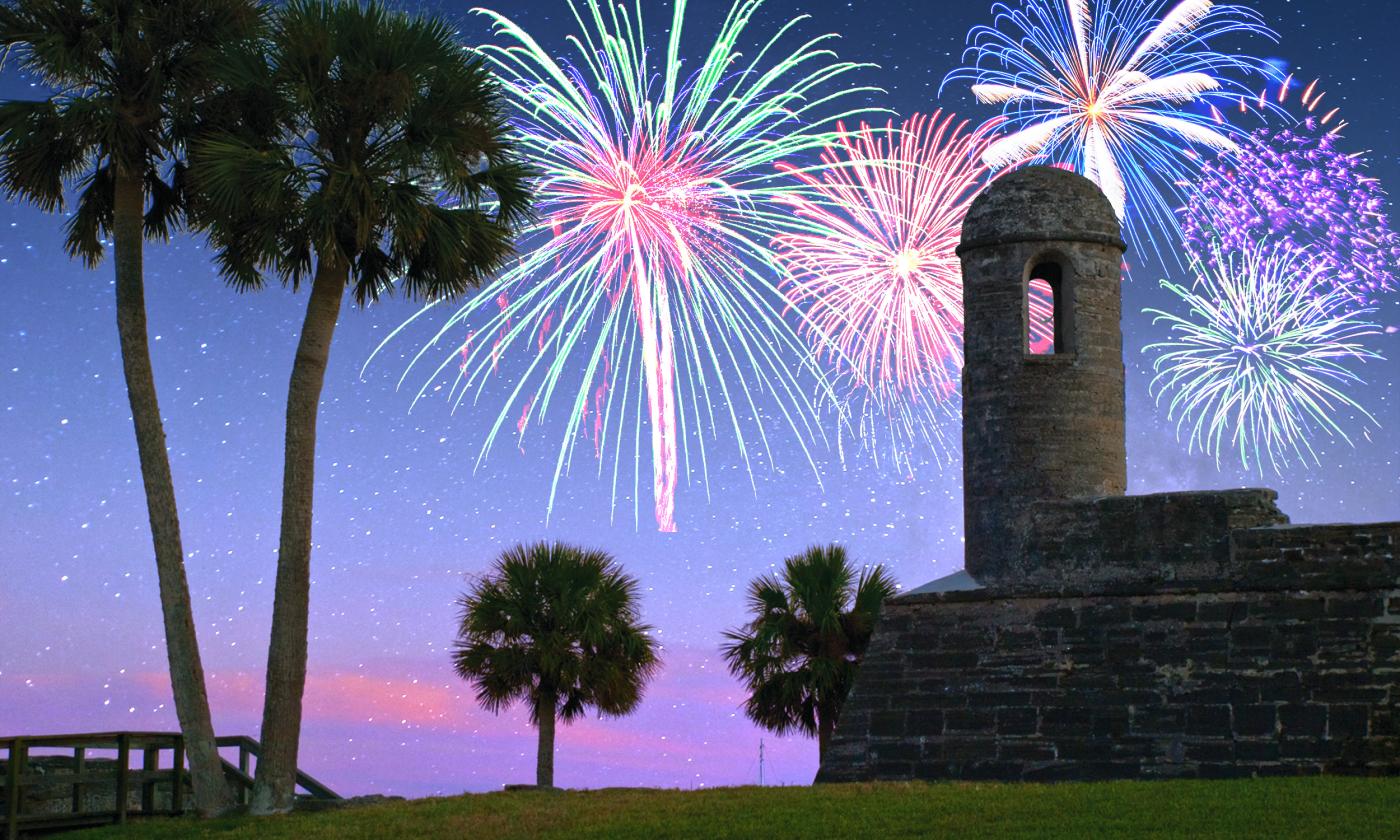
[3,0,1398,797]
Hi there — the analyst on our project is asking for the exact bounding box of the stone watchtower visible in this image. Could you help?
[816,167,1400,785]
[958,166,1127,584]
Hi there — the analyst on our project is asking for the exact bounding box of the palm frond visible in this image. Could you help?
[61,161,110,264]
[723,544,898,742]
[185,0,534,306]
[0,0,265,263]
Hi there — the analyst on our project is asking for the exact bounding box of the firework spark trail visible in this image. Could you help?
[771,112,1052,469]
[1182,80,1400,305]
[374,0,876,531]
[1144,240,1384,473]
[946,0,1279,260]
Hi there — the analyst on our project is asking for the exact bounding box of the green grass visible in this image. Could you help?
[80,778,1400,839]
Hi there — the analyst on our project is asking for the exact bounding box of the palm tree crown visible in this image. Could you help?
[0,0,261,259]
[189,0,532,299]
[722,544,899,761]
[453,542,660,787]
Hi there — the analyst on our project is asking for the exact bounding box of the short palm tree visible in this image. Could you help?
[185,0,532,814]
[722,544,899,762]
[0,0,262,817]
[453,543,661,789]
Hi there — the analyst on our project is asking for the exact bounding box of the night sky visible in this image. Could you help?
[3,0,1398,797]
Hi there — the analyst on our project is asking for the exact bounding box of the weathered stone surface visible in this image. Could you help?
[818,523,1400,783]
[959,167,1128,584]
[1018,489,1289,589]
[958,165,1125,254]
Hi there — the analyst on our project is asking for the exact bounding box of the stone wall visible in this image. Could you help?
[817,522,1400,783]
[1017,489,1290,589]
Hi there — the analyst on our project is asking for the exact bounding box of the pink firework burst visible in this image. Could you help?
[383,1,874,532]
[774,112,1051,467]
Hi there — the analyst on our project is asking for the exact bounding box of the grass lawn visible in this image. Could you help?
[78,777,1400,839]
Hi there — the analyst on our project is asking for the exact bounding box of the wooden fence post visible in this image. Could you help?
[171,736,184,815]
[141,745,158,813]
[72,747,86,813]
[238,742,250,805]
[5,738,23,840]
[115,734,130,826]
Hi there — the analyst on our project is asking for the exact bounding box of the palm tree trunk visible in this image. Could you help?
[250,256,346,815]
[818,715,835,765]
[536,691,557,788]
[112,171,231,817]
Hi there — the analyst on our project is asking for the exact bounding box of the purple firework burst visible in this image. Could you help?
[1181,117,1400,304]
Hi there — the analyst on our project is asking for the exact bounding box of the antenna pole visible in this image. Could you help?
[758,739,765,786]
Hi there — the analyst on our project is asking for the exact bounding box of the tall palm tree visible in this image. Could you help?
[0,0,262,817]
[186,0,531,814]
[722,544,899,762]
[452,542,661,789]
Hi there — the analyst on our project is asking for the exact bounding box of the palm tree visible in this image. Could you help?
[0,0,262,817]
[185,0,531,814]
[452,543,661,789]
[722,544,899,762]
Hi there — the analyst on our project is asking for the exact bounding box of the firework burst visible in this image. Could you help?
[948,0,1278,258]
[771,112,1051,469]
[1144,240,1384,473]
[1182,79,1400,304]
[376,0,873,531]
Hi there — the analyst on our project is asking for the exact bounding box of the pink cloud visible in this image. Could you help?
[3,643,819,795]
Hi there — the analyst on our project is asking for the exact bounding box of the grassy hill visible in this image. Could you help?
[81,777,1400,839]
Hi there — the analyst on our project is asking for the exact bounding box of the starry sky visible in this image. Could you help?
[2,0,1398,797]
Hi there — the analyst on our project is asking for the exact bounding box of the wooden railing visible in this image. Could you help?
[0,732,340,838]
[214,735,341,804]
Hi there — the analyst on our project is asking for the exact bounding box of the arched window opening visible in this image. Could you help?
[1027,261,1071,355]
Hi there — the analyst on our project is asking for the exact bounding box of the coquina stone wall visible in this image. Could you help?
[817,520,1400,783]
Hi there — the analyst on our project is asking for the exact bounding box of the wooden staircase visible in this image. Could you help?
[1,732,340,838]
